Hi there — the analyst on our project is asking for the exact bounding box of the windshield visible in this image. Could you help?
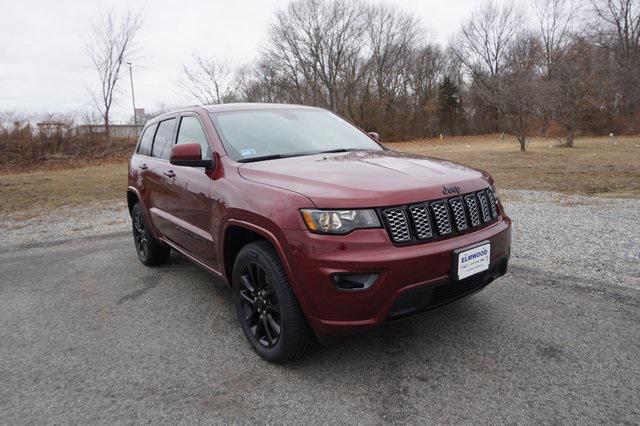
[209,109,382,162]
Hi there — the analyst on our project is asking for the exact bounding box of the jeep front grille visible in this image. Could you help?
[380,189,500,244]
[381,208,411,243]
[408,204,434,240]
[430,201,453,236]
[464,193,481,227]
[486,188,498,218]
[477,190,492,222]
[449,197,468,231]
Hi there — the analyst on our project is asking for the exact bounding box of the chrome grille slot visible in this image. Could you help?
[408,204,434,240]
[430,201,453,235]
[477,190,492,222]
[448,197,468,231]
[464,194,481,227]
[382,208,411,243]
[486,188,498,218]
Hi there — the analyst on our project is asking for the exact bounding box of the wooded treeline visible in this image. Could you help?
[181,0,640,150]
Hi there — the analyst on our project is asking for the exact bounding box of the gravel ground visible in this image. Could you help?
[1,190,640,423]
[503,190,640,289]
[0,200,130,249]
[1,209,640,424]
[2,190,639,290]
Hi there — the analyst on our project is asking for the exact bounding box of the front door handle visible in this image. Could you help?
[139,163,148,170]
[164,170,176,178]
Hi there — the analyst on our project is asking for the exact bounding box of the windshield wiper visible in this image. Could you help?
[237,149,365,163]
[237,154,284,163]
[316,148,363,154]
[237,151,319,163]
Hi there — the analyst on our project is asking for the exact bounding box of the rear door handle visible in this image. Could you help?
[164,170,176,178]
[139,163,148,170]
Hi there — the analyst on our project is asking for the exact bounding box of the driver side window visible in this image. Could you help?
[176,116,211,160]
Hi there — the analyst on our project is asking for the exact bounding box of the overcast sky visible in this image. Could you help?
[1,0,487,122]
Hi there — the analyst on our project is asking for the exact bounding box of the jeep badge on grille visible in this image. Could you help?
[442,185,461,195]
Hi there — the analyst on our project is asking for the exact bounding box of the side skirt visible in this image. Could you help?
[159,237,227,283]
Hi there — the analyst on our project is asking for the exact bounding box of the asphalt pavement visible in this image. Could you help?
[1,231,639,424]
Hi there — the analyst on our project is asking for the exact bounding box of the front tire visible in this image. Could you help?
[131,203,170,266]
[232,240,315,362]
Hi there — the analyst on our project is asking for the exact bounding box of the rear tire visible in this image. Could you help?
[131,203,170,266]
[232,240,315,362]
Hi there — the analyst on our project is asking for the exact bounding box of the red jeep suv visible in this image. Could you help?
[127,104,511,362]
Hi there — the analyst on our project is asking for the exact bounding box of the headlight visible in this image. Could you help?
[301,209,381,234]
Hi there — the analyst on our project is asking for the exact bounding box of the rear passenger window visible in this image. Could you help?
[152,118,176,160]
[176,116,211,159]
[137,123,157,156]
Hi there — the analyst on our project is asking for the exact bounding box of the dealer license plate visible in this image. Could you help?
[454,242,490,280]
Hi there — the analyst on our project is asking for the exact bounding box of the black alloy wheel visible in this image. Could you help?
[238,261,282,348]
[132,206,149,261]
[130,203,171,266]
[232,241,315,362]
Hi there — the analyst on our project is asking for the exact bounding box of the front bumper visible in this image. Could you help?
[283,216,512,337]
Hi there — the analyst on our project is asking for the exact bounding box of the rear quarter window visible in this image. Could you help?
[137,123,157,156]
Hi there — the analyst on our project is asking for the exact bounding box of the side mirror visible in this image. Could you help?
[170,143,214,169]
[368,132,380,142]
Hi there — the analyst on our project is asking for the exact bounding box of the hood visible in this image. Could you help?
[238,150,492,208]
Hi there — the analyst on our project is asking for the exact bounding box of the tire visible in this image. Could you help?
[131,203,171,266]
[232,240,315,362]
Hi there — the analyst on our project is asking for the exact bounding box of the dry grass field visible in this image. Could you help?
[0,163,127,216]
[1,135,638,215]
[390,134,640,197]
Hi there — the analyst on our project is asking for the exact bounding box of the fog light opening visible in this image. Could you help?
[331,273,379,291]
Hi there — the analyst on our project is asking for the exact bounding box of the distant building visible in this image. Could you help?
[134,108,145,125]
[71,124,144,138]
[36,121,65,137]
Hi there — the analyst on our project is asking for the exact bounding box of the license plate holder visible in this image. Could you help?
[452,241,491,281]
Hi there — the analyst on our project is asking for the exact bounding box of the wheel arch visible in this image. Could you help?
[126,187,141,216]
[221,221,296,290]
[126,186,162,240]
[221,220,315,333]
[222,222,281,281]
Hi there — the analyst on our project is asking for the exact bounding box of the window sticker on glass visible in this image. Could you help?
[241,148,257,156]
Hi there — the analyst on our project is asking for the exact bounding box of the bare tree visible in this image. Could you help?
[454,1,524,78]
[406,44,446,137]
[236,61,289,103]
[86,11,141,139]
[364,4,420,127]
[495,34,544,151]
[178,56,238,104]
[535,0,579,77]
[549,37,603,146]
[591,0,640,112]
[452,0,524,132]
[264,0,367,114]
[534,0,580,135]
[592,0,640,58]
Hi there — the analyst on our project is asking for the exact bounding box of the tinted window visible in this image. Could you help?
[151,118,176,160]
[209,109,381,161]
[137,123,157,156]
[177,116,211,159]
